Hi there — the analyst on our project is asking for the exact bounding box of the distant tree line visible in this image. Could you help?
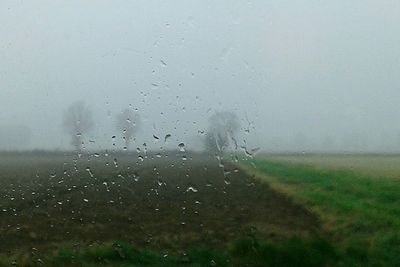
[63,101,240,153]
[63,101,141,152]
[63,101,94,151]
[204,111,240,154]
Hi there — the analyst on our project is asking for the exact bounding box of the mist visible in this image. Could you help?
[1,0,399,153]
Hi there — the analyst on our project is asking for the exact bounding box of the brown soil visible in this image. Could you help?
[0,152,320,256]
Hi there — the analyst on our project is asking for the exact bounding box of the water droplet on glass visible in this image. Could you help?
[164,134,171,142]
[103,182,110,191]
[186,186,198,193]
[133,172,140,182]
[178,143,185,152]
[223,170,231,177]
[85,167,94,178]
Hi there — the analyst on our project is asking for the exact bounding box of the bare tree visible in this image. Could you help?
[205,111,240,154]
[63,101,94,151]
[115,108,141,150]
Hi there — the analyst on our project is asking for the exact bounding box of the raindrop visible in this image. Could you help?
[186,186,198,193]
[85,167,94,178]
[103,182,110,191]
[132,172,140,182]
[241,146,253,158]
[178,143,185,152]
[164,134,171,142]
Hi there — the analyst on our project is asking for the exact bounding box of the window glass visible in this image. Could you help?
[1,1,399,266]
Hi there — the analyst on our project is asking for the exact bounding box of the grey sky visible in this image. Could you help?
[1,0,399,152]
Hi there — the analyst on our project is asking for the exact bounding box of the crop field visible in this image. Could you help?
[0,152,334,267]
[244,154,400,266]
[1,152,400,266]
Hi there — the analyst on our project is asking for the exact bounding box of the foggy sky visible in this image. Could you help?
[1,0,400,152]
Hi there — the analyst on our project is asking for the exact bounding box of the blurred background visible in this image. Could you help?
[0,0,399,153]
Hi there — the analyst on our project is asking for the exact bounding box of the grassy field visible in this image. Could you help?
[243,154,400,266]
[264,154,400,179]
[0,151,335,266]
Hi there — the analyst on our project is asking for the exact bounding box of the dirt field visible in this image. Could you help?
[0,152,320,258]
